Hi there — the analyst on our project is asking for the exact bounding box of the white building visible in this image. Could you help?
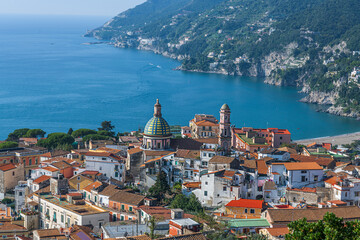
[258,149,290,161]
[194,169,242,207]
[33,192,109,229]
[325,176,360,206]
[270,162,324,189]
[85,152,126,182]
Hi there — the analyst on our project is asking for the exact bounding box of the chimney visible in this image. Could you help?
[171,209,184,219]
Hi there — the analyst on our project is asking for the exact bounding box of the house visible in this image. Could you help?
[0,163,24,199]
[227,218,270,234]
[0,222,29,238]
[85,152,126,182]
[29,175,51,193]
[40,149,69,161]
[232,127,291,151]
[182,182,201,197]
[33,225,98,240]
[109,190,145,221]
[189,114,219,138]
[0,146,47,176]
[258,149,290,161]
[263,206,360,227]
[195,169,241,207]
[290,154,336,170]
[181,126,191,138]
[285,187,330,205]
[325,176,360,206]
[50,160,74,178]
[169,218,200,236]
[208,156,240,171]
[88,184,121,208]
[270,162,324,189]
[222,199,265,219]
[259,227,289,240]
[138,206,194,224]
[68,174,95,191]
[15,181,29,212]
[33,189,109,229]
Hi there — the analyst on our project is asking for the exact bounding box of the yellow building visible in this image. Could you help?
[223,199,264,219]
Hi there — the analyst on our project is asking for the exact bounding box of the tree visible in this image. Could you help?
[67,128,74,135]
[149,216,156,239]
[286,212,360,240]
[71,129,97,138]
[0,141,18,150]
[82,134,110,142]
[23,129,46,138]
[98,121,115,132]
[97,130,114,137]
[6,128,29,141]
[37,133,74,150]
[148,171,170,200]
[170,193,203,214]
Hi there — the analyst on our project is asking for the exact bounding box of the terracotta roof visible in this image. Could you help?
[176,149,200,159]
[192,120,218,127]
[83,181,103,192]
[290,154,335,168]
[194,138,219,144]
[157,233,206,240]
[266,206,360,223]
[99,184,121,197]
[139,206,194,220]
[33,175,51,184]
[109,190,145,206]
[209,155,236,164]
[242,160,257,169]
[284,162,323,171]
[0,222,27,232]
[70,225,97,240]
[288,187,317,193]
[34,229,62,238]
[264,181,277,190]
[42,166,59,172]
[277,147,297,154]
[343,165,356,171]
[41,150,70,158]
[51,160,72,170]
[324,176,344,185]
[0,163,17,171]
[85,152,123,161]
[127,235,152,240]
[226,199,264,209]
[265,227,289,237]
[128,147,144,155]
[256,160,268,175]
[327,200,347,205]
[81,170,101,176]
[143,150,174,157]
[183,182,201,189]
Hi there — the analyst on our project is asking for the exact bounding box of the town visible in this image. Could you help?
[0,99,359,239]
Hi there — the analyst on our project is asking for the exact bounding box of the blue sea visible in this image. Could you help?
[0,14,360,140]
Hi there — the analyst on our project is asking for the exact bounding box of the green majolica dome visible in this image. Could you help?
[143,99,171,136]
[144,116,171,136]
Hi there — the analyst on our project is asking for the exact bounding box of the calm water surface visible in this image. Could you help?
[1,15,360,140]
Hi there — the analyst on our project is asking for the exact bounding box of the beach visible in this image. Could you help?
[294,131,360,146]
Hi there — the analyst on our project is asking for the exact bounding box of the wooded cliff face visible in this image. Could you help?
[86,0,360,119]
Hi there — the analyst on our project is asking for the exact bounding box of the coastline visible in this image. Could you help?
[294,131,360,145]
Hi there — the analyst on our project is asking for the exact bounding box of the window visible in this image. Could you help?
[53,212,57,222]
[203,126,205,131]
[61,215,64,223]
[205,182,208,185]
[301,170,307,174]
[301,176,306,182]
[204,191,208,196]
[102,158,106,160]
[280,137,283,140]
[244,209,248,213]
[223,186,227,191]
[121,205,125,210]
[120,216,124,221]
[75,221,78,225]
[250,209,255,214]
[12,172,14,176]
[356,192,360,197]
[95,196,97,202]
[113,214,117,221]
[257,186,263,191]
[18,192,22,196]
[29,159,32,165]
[115,172,119,178]
[203,153,206,157]
[129,206,133,212]
[314,175,318,181]
[77,176,81,180]
[100,167,102,170]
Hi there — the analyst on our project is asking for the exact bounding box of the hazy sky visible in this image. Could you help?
[0,0,146,17]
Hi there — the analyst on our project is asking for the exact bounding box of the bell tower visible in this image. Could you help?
[219,103,231,151]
